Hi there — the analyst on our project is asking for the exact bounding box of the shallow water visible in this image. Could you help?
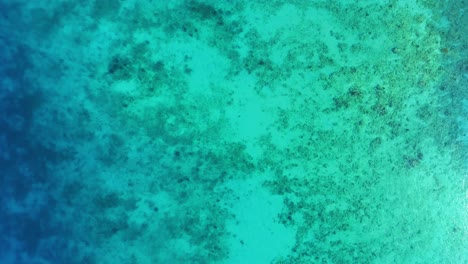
[0,0,466,263]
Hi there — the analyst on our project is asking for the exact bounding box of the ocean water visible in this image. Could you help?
[0,0,466,263]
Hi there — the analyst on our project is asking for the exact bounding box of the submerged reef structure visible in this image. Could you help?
[0,0,466,263]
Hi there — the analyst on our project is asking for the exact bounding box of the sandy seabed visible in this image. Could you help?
[0,0,466,263]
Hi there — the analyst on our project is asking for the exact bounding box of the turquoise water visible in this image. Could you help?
[0,0,466,263]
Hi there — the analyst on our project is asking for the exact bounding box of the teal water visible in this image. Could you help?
[0,0,466,263]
